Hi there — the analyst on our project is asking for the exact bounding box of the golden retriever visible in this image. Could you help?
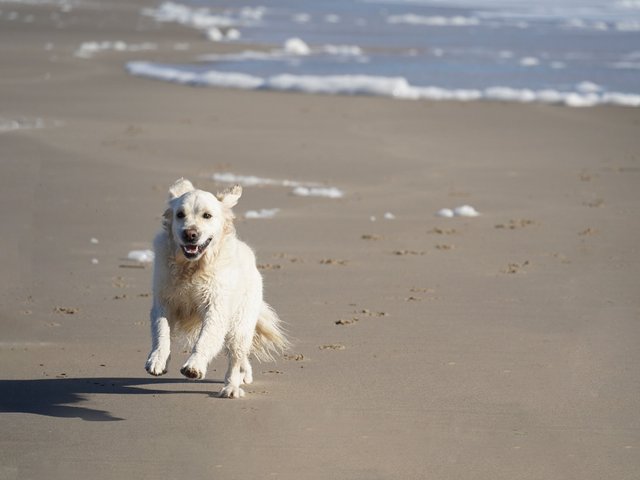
[144,178,288,398]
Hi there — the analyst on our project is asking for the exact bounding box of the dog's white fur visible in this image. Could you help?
[145,178,288,398]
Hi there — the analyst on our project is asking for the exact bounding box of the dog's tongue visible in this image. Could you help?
[185,245,198,254]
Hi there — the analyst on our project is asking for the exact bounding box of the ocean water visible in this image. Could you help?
[128,0,640,106]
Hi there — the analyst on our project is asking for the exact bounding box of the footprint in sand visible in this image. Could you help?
[319,258,349,266]
[428,227,457,235]
[494,219,536,230]
[319,344,346,351]
[284,353,304,361]
[258,263,282,270]
[335,318,359,325]
[406,288,438,302]
[393,249,426,256]
[273,253,304,264]
[583,198,604,208]
[335,307,389,325]
[54,306,79,315]
[361,234,382,240]
[354,308,388,317]
[501,260,530,274]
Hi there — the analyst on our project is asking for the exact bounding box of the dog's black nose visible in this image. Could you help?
[182,228,199,242]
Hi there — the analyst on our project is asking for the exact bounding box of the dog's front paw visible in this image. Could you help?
[180,354,207,380]
[218,384,246,399]
[145,349,170,376]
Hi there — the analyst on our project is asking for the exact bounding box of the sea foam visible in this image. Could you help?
[0,117,44,133]
[284,38,311,55]
[213,172,320,188]
[213,172,344,199]
[75,41,157,58]
[128,249,154,263]
[207,27,241,42]
[437,205,480,218]
[292,186,344,198]
[387,14,480,27]
[143,1,236,29]
[200,42,365,63]
[244,208,280,219]
[142,1,263,34]
[126,62,640,107]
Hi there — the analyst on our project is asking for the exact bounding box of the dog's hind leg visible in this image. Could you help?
[145,304,171,376]
[219,311,256,398]
[219,340,252,399]
[219,298,261,397]
[241,357,253,385]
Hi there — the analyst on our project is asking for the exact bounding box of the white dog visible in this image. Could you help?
[144,178,288,398]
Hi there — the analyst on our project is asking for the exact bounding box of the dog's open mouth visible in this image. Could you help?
[181,237,212,259]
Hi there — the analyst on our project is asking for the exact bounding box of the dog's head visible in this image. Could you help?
[163,178,242,262]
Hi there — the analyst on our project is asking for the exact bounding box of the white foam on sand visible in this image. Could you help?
[244,208,280,219]
[128,249,154,263]
[213,172,321,188]
[213,173,344,199]
[437,205,480,217]
[0,117,47,133]
[436,208,454,218]
[75,41,157,58]
[454,205,480,217]
[292,186,344,199]
[126,62,640,107]
[0,341,54,349]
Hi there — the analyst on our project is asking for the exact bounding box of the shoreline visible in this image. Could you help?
[125,1,640,108]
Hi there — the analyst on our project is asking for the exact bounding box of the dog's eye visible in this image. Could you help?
[176,211,185,219]
[203,212,212,219]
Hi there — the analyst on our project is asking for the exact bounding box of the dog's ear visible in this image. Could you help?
[216,184,242,209]
[162,208,173,231]
[168,178,194,200]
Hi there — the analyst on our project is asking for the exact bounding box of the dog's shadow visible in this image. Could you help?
[0,377,223,422]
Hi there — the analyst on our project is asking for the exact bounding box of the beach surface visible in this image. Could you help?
[1,1,639,479]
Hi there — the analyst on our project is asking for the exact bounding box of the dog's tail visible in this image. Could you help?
[252,302,289,362]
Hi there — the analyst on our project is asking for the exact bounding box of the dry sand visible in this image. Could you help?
[1,1,639,479]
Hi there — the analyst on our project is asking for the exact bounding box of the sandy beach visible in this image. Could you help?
[1,1,639,479]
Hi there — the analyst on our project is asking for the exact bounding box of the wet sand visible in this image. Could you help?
[1,1,639,479]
